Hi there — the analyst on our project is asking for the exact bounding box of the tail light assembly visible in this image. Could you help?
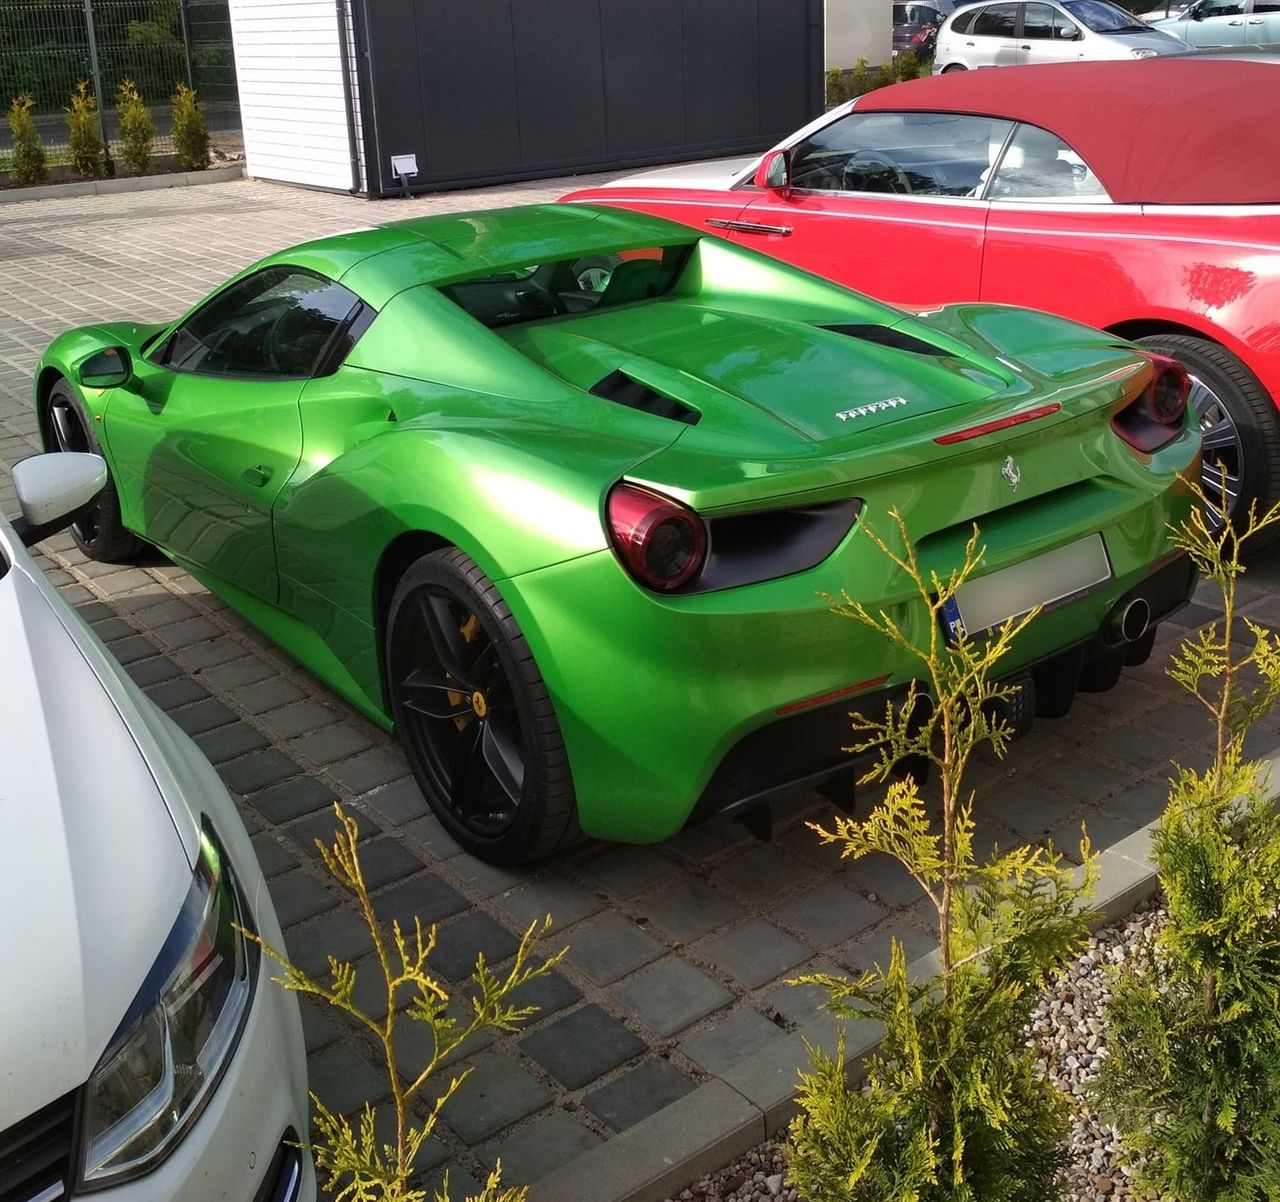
[1112,353,1190,453]
[607,482,862,595]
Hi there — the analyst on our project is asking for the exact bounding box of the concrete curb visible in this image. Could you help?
[526,791,1192,1202]
[0,165,244,205]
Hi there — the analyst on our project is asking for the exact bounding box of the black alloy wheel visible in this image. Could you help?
[45,379,142,562]
[386,548,579,864]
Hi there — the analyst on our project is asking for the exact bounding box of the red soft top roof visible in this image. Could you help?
[853,59,1280,205]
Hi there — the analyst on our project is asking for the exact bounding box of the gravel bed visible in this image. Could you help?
[667,900,1165,1202]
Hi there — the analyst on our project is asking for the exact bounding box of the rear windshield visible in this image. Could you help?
[439,244,694,329]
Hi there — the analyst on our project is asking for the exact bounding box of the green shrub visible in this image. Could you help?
[1094,485,1280,1202]
[895,49,923,81]
[247,803,561,1201]
[116,78,154,175]
[787,512,1098,1202]
[65,80,106,179]
[872,62,897,90]
[171,82,209,169]
[825,67,847,107]
[848,57,870,97]
[7,92,48,184]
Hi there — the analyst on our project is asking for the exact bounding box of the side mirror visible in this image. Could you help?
[77,346,132,390]
[753,149,792,192]
[1059,24,1082,38]
[9,453,107,547]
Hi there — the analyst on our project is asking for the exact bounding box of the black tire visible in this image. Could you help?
[44,378,144,562]
[1136,334,1280,536]
[386,547,580,865]
[941,63,967,72]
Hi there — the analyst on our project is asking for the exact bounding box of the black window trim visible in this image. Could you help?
[148,265,373,383]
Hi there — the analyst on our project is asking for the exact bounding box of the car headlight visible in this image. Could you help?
[78,824,257,1188]
[1130,47,1159,56]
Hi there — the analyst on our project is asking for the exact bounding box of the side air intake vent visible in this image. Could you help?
[822,324,949,357]
[591,370,700,426]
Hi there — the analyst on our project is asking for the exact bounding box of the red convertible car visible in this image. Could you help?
[563,59,1280,524]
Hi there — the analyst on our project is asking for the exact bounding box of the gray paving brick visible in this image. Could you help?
[251,832,297,880]
[611,956,732,1037]
[848,850,922,908]
[297,996,341,1054]
[103,633,159,665]
[195,721,271,765]
[253,775,337,824]
[220,749,303,795]
[374,872,468,928]
[291,721,375,765]
[693,919,808,990]
[404,814,464,861]
[283,807,367,860]
[580,846,680,899]
[169,696,237,735]
[482,1109,602,1186]
[839,920,937,975]
[153,614,222,650]
[975,778,1077,841]
[92,615,136,642]
[496,878,603,931]
[520,1003,644,1089]
[144,675,211,711]
[270,869,338,927]
[507,961,582,1021]
[122,654,183,688]
[229,674,307,714]
[365,777,433,826]
[584,1057,697,1132]
[678,1006,789,1074]
[775,880,887,949]
[759,957,845,1027]
[328,746,409,794]
[712,842,824,903]
[632,878,741,943]
[429,912,520,981]
[258,698,341,739]
[199,656,276,689]
[1100,777,1169,826]
[283,906,372,979]
[562,911,665,986]
[443,1052,553,1144]
[309,1041,386,1116]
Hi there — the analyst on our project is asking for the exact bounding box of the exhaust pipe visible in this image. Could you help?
[1106,596,1151,645]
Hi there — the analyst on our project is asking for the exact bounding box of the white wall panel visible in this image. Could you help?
[228,0,361,191]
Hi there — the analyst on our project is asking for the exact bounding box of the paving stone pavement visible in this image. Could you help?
[4,177,1280,1197]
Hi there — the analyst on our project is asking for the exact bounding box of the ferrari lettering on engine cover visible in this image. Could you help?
[836,397,909,422]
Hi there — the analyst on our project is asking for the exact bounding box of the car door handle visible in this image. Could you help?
[242,465,273,487]
[705,217,793,236]
[1228,17,1243,22]
[1020,42,1031,48]
[1248,17,1263,22]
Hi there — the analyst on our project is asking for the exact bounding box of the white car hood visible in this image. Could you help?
[599,155,757,192]
[0,541,193,1128]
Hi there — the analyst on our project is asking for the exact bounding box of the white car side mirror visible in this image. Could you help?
[10,452,108,547]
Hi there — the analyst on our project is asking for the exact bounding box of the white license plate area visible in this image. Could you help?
[943,533,1112,639]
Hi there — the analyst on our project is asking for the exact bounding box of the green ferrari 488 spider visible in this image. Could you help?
[35,204,1199,863]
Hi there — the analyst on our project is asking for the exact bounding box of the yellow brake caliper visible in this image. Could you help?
[448,612,482,730]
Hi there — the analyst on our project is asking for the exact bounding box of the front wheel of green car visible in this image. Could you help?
[45,378,144,562]
[386,548,581,865]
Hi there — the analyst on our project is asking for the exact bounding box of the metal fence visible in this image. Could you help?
[0,0,238,161]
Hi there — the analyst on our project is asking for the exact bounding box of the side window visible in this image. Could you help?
[159,267,364,379]
[1200,0,1243,12]
[988,123,1109,201]
[973,3,1019,34]
[1022,3,1057,35]
[950,6,981,31]
[790,110,1014,197]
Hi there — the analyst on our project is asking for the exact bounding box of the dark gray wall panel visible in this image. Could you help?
[600,0,685,155]
[512,0,608,162]
[352,0,821,194]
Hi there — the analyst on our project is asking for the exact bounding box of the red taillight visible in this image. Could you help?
[1111,353,1190,453]
[1144,353,1189,426]
[607,483,708,592]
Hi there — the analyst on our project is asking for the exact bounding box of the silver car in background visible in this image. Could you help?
[1152,0,1280,50]
[933,0,1186,70]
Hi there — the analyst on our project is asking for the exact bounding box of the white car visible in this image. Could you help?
[1151,0,1280,49]
[933,0,1185,70]
[0,453,315,1202]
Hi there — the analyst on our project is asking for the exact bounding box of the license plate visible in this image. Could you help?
[941,533,1112,640]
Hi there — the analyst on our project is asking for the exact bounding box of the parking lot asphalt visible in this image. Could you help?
[4,175,1280,1199]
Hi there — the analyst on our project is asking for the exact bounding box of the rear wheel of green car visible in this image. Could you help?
[386,548,580,864]
[45,378,144,562]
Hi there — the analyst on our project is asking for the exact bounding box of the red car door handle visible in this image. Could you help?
[705,217,793,236]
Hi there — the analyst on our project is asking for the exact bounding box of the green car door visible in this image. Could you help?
[103,266,364,601]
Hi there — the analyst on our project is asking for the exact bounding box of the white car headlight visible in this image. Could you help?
[1130,47,1160,56]
[78,824,257,1188]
